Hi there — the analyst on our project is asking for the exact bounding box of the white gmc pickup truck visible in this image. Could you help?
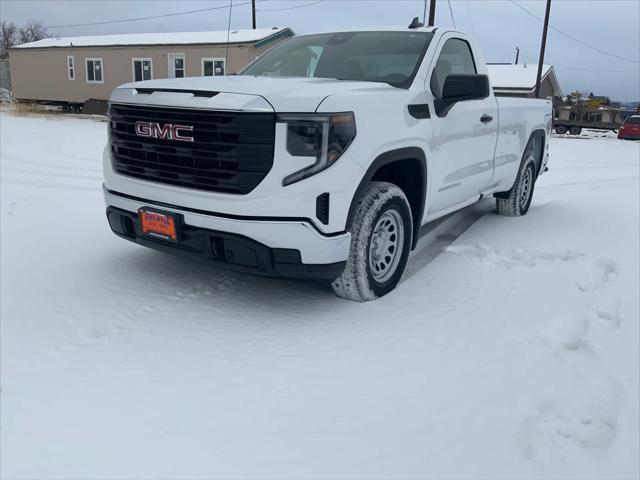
[104,24,552,301]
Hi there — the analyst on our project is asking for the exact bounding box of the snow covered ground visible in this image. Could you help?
[1,110,638,479]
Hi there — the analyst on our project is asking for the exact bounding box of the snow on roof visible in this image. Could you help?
[14,27,291,49]
[487,63,553,90]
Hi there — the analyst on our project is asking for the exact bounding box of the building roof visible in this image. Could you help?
[486,63,562,97]
[13,27,292,49]
[487,63,554,89]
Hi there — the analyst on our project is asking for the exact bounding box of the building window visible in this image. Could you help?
[201,58,226,76]
[67,55,75,80]
[86,58,104,84]
[168,53,185,78]
[132,58,153,82]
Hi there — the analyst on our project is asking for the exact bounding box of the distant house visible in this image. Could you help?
[486,63,562,99]
[8,27,293,112]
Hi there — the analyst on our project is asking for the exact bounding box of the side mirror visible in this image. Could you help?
[434,74,490,117]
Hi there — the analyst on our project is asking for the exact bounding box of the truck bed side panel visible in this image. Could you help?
[492,97,552,191]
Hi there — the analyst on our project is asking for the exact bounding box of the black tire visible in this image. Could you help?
[332,181,413,302]
[495,148,537,217]
[570,126,582,135]
[555,126,567,135]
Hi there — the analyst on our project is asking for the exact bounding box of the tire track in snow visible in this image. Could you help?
[1,166,102,181]
[1,155,101,174]
[404,199,494,280]
[539,176,640,189]
[445,244,584,268]
[74,253,263,334]
[0,178,100,192]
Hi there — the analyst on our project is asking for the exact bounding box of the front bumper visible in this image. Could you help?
[104,186,350,280]
[103,120,366,235]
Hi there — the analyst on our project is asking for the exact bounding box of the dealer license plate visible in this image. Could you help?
[139,209,178,242]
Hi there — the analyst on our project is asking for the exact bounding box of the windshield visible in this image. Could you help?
[624,116,640,125]
[240,31,434,88]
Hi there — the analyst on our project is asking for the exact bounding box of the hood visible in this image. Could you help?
[111,75,399,112]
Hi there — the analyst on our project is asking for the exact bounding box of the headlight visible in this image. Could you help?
[279,112,356,186]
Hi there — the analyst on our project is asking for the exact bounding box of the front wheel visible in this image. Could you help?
[332,181,413,302]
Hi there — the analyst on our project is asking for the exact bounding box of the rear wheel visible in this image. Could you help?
[332,181,412,302]
[495,149,537,217]
[555,125,567,135]
[569,126,582,135]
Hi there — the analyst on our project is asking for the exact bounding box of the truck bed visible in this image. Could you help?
[491,96,552,187]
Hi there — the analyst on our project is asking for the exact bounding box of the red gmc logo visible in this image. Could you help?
[134,121,194,142]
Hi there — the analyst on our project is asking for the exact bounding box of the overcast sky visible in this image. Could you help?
[2,0,639,101]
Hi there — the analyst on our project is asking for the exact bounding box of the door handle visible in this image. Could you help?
[480,114,493,124]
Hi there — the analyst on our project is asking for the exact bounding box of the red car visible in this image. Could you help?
[618,115,640,140]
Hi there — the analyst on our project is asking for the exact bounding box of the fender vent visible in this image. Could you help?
[316,193,330,225]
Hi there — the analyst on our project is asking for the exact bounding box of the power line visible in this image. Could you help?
[44,0,262,29]
[519,52,639,73]
[509,0,639,64]
[447,0,456,28]
[256,0,325,12]
[554,65,639,73]
[44,0,325,30]
[465,0,475,36]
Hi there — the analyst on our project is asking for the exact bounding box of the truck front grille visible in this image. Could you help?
[108,104,275,194]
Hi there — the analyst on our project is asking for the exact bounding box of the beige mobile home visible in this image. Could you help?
[8,27,293,112]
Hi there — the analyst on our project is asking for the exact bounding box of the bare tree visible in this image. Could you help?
[18,20,48,44]
[0,21,18,59]
[0,20,49,57]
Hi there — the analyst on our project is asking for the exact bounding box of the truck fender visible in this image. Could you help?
[495,129,546,198]
[528,129,547,176]
[346,147,427,249]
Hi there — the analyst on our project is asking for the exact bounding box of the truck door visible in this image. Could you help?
[426,37,498,214]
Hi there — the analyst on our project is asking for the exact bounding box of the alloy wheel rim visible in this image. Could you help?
[369,209,404,283]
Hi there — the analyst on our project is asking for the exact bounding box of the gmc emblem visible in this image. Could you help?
[134,121,194,142]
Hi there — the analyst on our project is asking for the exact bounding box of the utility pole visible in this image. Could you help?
[534,0,552,98]
[251,0,256,29]
[428,0,436,26]
[515,47,520,65]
